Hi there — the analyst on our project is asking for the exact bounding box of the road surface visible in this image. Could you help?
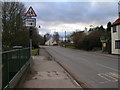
[44,46,119,88]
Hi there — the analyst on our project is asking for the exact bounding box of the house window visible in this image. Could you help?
[113,26,117,32]
[115,40,120,49]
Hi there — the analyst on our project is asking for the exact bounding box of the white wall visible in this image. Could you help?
[45,40,53,46]
[111,25,120,54]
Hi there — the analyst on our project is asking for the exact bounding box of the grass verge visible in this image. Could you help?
[32,49,39,56]
[66,46,76,49]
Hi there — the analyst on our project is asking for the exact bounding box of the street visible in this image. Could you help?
[2,1,120,89]
[45,46,119,88]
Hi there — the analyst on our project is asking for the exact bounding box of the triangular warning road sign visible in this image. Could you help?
[24,6,37,17]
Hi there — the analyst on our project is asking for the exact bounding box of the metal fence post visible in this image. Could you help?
[7,53,10,88]
[0,1,2,89]
[18,49,21,72]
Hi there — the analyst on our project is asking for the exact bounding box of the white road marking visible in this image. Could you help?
[108,72,118,78]
[96,63,118,72]
[98,73,112,82]
[97,72,119,84]
[104,73,118,82]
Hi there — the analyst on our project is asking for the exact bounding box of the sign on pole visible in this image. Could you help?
[103,43,106,48]
[100,36,106,42]
[24,6,37,73]
[25,18,36,27]
[24,6,37,17]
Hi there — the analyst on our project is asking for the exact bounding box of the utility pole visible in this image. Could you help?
[65,31,66,48]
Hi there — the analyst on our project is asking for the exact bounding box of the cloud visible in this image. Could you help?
[24,2,118,36]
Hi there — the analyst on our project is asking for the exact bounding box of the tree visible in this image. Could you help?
[44,33,51,40]
[2,2,29,50]
[106,22,112,40]
[82,30,106,50]
[99,25,105,31]
[107,22,111,32]
[2,2,45,51]
[71,26,107,51]
[32,28,45,48]
[70,31,86,49]
[53,32,59,43]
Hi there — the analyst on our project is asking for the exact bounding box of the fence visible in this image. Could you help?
[2,48,30,89]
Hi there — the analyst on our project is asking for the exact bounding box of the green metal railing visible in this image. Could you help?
[2,48,30,89]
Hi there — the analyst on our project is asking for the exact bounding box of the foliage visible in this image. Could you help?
[32,49,39,56]
[66,46,76,49]
[44,33,51,41]
[71,31,86,49]
[82,30,106,50]
[2,2,45,51]
[53,32,59,43]
[32,27,44,48]
[71,25,109,51]
[107,22,111,32]
[106,22,111,40]
[2,2,29,51]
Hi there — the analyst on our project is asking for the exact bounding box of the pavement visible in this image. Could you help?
[89,50,120,59]
[17,48,81,88]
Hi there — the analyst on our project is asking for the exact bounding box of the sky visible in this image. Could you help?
[23,0,119,37]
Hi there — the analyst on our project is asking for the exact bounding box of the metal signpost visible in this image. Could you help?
[100,36,107,52]
[24,6,37,73]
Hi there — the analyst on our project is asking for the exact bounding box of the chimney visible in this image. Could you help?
[118,1,120,18]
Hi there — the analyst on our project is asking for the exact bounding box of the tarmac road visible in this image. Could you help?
[45,46,119,88]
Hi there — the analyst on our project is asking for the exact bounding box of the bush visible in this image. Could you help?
[82,31,104,50]
[71,28,108,51]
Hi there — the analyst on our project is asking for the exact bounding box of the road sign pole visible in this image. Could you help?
[24,6,37,73]
[29,27,32,73]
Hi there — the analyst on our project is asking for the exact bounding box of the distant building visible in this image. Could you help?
[45,39,53,46]
[111,1,120,54]
[53,32,59,43]
[45,39,58,46]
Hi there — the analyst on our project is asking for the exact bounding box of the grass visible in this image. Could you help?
[66,46,76,49]
[32,49,39,56]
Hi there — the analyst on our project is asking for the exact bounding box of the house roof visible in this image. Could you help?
[111,18,120,26]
